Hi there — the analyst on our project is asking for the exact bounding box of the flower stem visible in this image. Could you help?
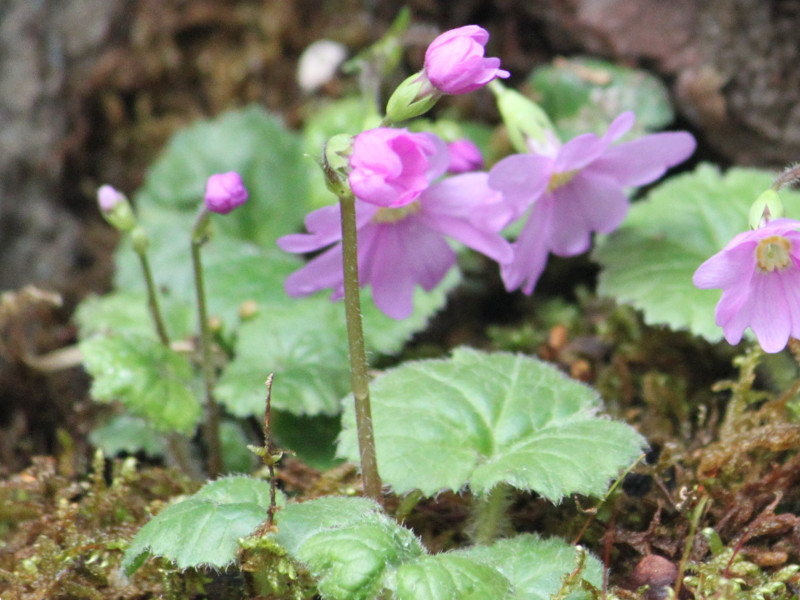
[472,484,513,546]
[135,250,170,346]
[338,192,383,503]
[191,209,223,478]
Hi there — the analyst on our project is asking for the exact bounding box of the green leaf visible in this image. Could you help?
[529,57,673,140]
[391,554,510,600]
[270,412,342,471]
[89,414,167,458]
[594,164,800,343]
[123,476,281,573]
[215,271,460,418]
[459,534,603,600]
[136,106,307,246]
[338,348,645,499]
[275,496,425,600]
[114,209,300,332]
[214,301,351,418]
[220,420,257,474]
[81,333,202,435]
[75,291,194,341]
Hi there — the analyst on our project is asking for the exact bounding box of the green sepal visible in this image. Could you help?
[385,72,440,123]
[748,189,784,229]
[490,80,556,153]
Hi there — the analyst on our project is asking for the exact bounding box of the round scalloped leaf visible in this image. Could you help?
[275,496,425,600]
[135,106,307,247]
[113,208,301,331]
[594,164,800,343]
[215,301,352,418]
[214,270,460,419]
[123,476,282,573]
[75,291,195,342]
[338,347,645,500]
[391,554,510,600]
[529,56,673,140]
[458,534,603,600]
[88,414,167,458]
[81,333,201,435]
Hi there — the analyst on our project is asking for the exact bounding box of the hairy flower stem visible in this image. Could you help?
[135,251,170,346]
[191,209,223,479]
[472,484,514,546]
[339,192,383,503]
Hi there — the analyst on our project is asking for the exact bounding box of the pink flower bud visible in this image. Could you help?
[424,25,510,95]
[447,139,484,173]
[348,128,449,208]
[204,172,248,215]
[97,185,125,212]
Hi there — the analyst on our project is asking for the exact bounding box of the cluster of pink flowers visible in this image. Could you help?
[278,24,699,321]
[278,130,512,319]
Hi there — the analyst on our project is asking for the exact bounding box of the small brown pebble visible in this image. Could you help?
[631,554,678,600]
[549,324,568,351]
[569,358,592,381]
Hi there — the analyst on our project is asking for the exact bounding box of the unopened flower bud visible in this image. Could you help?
[238,299,259,320]
[207,315,223,333]
[447,139,483,173]
[424,25,509,95]
[348,128,449,208]
[97,185,136,232]
[204,172,248,215]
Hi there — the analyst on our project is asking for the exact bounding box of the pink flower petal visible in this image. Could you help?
[587,132,696,187]
[548,173,629,256]
[368,222,455,319]
[501,197,554,294]
[693,242,757,289]
[554,112,635,173]
[748,272,792,352]
[284,244,344,298]
[488,154,552,216]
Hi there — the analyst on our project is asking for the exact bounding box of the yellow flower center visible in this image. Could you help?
[372,201,421,223]
[756,235,792,272]
[547,170,577,193]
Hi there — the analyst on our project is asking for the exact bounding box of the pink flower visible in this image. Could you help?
[348,128,449,208]
[693,218,800,353]
[204,172,248,214]
[447,139,484,174]
[277,172,513,320]
[488,112,696,294]
[424,25,510,95]
[97,185,125,212]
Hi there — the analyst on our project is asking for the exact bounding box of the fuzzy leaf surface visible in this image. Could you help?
[594,164,800,343]
[275,496,425,600]
[113,210,300,331]
[75,291,194,341]
[338,348,645,499]
[459,534,603,600]
[391,554,510,600]
[81,333,201,435]
[123,476,281,573]
[215,271,460,419]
